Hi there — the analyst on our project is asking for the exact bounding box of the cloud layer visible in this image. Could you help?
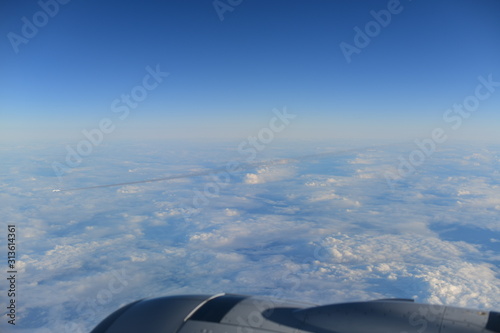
[1,141,499,332]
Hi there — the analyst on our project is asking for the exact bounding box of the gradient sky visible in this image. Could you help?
[1,0,499,142]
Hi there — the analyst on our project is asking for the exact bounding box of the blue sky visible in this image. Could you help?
[1,0,500,142]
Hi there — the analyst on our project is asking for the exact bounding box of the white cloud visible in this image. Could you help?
[349,157,372,164]
[117,185,143,193]
[308,191,340,202]
[313,233,499,308]
[121,214,148,224]
[244,166,296,184]
[225,208,240,216]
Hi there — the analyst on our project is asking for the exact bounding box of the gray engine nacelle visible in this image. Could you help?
[91,293,500,333]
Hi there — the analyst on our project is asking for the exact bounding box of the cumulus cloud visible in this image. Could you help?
[224,208,240,216]
[313,233,499,308]
[244,166,296,184]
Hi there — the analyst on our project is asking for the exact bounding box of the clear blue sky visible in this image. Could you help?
[1,0,499,142]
